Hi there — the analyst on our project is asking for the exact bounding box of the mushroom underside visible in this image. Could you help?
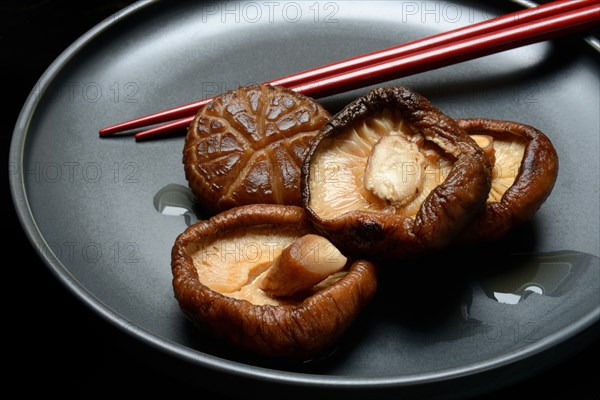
[171,205,378,358]
[302,86,492,258]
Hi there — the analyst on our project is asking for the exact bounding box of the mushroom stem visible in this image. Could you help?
[364,135,425,205]
[260,234,348,297]
[471,135,495,167]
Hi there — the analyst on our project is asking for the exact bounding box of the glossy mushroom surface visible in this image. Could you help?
[184,84,331,214]
[456,118,559,242]
[302,86,492,259]
[171,205,377,358]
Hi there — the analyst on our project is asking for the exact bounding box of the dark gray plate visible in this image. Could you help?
[9,1,599,398]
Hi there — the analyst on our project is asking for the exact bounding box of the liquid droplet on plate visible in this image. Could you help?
[153,184,201,226]
[479,251,598,305]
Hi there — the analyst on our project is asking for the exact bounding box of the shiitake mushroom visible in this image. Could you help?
[456,118,559,242]
[302,86,492,259]
[184,84,330,214]
[174,84,559,357]
[171,205,377,358]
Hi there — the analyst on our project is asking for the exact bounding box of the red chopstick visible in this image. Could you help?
[288,3,600,100]
[100,0,598,139]
[99,0,595,138]
[134,3,600,141]
[103,0,594,137]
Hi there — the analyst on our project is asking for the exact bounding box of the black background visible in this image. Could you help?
[2,0,598,398]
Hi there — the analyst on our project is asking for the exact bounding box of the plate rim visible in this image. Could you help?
[9,0,600,390]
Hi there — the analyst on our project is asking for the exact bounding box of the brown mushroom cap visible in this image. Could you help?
[184,84,331,215]
[302,86,492,259]
[171,205,378,358]
[456,118,559,242]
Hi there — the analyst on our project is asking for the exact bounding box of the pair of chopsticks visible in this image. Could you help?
[100,0,600,141]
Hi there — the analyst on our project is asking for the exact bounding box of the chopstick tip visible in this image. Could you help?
[99,126,117,136]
